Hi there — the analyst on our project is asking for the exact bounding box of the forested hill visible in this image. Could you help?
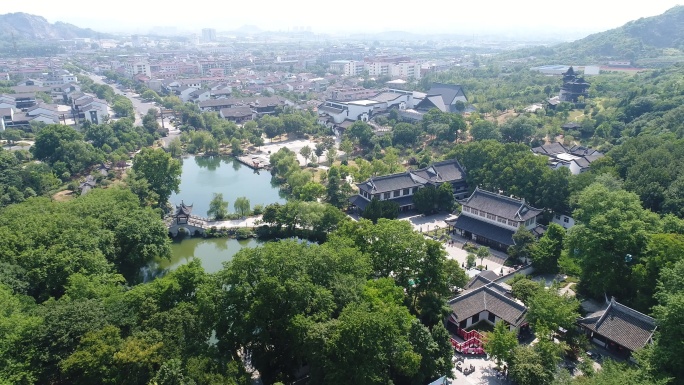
[508,6,684,65]
[0,12,106,40]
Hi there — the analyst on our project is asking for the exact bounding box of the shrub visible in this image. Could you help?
[235,227,253,239]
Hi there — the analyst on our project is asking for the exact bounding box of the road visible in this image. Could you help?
[87,73,180,146]
[87,74,156,126]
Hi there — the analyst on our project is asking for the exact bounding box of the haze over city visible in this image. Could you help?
[3,0,683,37]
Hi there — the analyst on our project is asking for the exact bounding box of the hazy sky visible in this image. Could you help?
[4,0,683,36]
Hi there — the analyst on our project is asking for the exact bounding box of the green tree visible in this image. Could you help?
[437,182,455,211]
[531,223,565,273]
[326,146,338,166]
[131,148,182,209]
[339,138,354,161]
[527,284,580,333]
[299,145,312,164]
[168,138,183,158]
[326,167,344,208]
[3,129,23,145]
[508,227,537,264]
[509,345,554,385]
[345,121,374,147]
[476,246,490,268]
[470,119,501,141]
[566,183,659,300]
[360,198,399,224]
[483,320,519,368]
[413,186,438,215]
[511,277,542,303]
[233,197,251,217]
[207,193,229,220]
[32,125,82,163]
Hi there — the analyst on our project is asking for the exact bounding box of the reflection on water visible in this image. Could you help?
[170,155,286,219]
[141,236,262,281]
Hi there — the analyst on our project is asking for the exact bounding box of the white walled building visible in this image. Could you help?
[329,60,363,76]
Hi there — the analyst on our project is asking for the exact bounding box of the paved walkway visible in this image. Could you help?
[198,215,263,229]
[451,355,511,385]
[398,212,513,275]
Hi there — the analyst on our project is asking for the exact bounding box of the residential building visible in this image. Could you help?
[447,188,544,251]
[124,61,152,77]
[531,142,604,175]
[349,159,468,212]
[328,60,363,76]
[578,297,656,359]
[202,28,217,42]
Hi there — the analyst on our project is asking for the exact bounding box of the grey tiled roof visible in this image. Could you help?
[465,270,501,290]
[220,106,253,118]
[412,159,466,184]
[578,299,656,352]
[532,142,567,156]
[448,282,527,326]
[199,99,237,108]
[461,188,542,221]
[174,202,193,216]
[357,172,423,194]
[371,91,402,103]
[449,215,516,246]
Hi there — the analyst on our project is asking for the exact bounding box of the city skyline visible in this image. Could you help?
[3,0,683,37]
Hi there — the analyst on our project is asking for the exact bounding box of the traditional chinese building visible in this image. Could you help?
[559,66,590,102]
[173,201,193,225]
[447,188,544,251]
[578,297,656,359]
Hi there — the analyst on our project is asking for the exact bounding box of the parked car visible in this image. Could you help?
[586,351,603,361]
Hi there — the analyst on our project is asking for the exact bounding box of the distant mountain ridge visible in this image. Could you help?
[0,12,107,40]
[517,6,684,64]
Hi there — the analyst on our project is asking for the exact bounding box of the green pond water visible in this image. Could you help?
[143,237,263,280]
[143,155,287,280]
[169,155,286,218]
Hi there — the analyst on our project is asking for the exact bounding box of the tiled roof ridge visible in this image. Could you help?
[609,298,656,324]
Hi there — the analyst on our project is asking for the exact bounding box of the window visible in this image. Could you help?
[487,213,496,220]
[383,193,390,200]
[555,214,561,220]
[463,206,470,213]
[394,190,400,198]
[471,313,480,323]
[564,217,570,223]
[459,320,467,329]
[471,209,479,216]
[498,217,507,224]
[507,220,517,227]
[403,188,410,196]
[479,211,486,218]
[488,312,496,323]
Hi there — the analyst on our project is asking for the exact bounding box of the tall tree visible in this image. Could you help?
[207,193,229,220]
[131,148,182,210]
[531,223,565,273]
[233,197,251,217]
[483,320,518,368]
[299,145,312,164]
[566,183,660,301]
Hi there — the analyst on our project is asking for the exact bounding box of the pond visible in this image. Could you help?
[141,237,263,281]
[170,155,286,218]
[141,155,288,281]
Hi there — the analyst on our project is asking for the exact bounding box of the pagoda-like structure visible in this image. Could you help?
[559,66,590,102]
[173,201,193,224]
